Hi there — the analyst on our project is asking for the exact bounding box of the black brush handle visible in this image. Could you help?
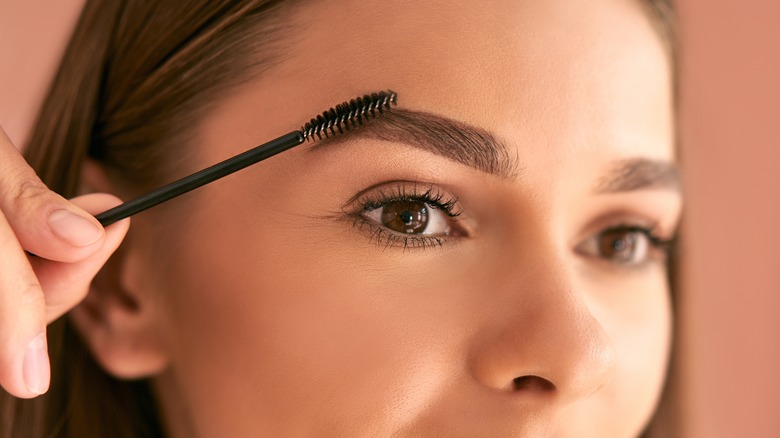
[94,90,397,227]
[95,131,304,226]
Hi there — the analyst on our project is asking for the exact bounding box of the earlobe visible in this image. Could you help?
[69,159,170,379]
[69,245,170,379]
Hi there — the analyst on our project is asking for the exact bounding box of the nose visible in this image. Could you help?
[467,253,615,405]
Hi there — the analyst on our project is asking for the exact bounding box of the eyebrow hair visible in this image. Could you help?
[594,158,682,194]
[306,108,681,195]
[306,108,520,179]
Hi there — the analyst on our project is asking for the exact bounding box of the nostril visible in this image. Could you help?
[512,375,556,392]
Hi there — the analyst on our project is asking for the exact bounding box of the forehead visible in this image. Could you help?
[219,0,673,166]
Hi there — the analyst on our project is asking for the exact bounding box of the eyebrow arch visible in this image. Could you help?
[306,108,520,179]
[594,158,682,194]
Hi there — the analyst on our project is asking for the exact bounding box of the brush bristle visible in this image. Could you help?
[301,90,397,142]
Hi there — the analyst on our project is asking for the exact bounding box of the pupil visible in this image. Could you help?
[400,210,414,225]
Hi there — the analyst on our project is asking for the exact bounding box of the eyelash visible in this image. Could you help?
[343,183,675,265]
[346,183,463,251]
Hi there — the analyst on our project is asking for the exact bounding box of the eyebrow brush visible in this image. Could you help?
[94,90,397,226]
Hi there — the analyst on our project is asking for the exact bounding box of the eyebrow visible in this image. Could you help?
[306,108,520,179]
[593,158,682,194]
[306,108,681,194]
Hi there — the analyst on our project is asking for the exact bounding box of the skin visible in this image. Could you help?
[0,0,680,436]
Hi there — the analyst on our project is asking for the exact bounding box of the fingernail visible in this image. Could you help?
[48,209,102,247]
[23,332,50,395]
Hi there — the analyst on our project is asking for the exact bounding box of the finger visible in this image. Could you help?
[0,208,49,398]
[30,194,130,322]
[0,126,105,263]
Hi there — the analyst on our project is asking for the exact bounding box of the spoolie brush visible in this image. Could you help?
[302,91,398,141]
[94,90,398,226]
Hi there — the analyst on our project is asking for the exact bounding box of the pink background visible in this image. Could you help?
[676,0,780,436]
[2,1,779,435]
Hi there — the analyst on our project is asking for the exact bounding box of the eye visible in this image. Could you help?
[576,226,669,265]
[363,200,452,236]
[345,182,466,250]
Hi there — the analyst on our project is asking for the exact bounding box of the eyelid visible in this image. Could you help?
[343,180,463,217]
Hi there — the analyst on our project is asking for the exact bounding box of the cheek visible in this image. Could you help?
[150,200,465,434]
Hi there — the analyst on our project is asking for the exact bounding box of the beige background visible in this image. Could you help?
[1,1,779,436]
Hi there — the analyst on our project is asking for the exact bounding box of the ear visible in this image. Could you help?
[69,159,170,379]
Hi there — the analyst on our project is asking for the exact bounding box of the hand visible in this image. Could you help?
[0,126,129,398]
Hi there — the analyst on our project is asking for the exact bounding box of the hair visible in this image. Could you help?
[0,1,677,436]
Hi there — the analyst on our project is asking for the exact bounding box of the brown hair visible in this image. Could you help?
[0,0,677,436]
[1,1,294,436]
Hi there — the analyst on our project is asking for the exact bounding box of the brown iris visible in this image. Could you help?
[598,229,638,262]
[380,201,429,234]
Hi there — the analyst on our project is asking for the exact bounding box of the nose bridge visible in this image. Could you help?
[468,243,615,405]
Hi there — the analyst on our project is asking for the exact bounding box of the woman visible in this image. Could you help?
[0,0,680,436]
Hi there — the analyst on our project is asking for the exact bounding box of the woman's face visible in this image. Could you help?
[101,0,680,435]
